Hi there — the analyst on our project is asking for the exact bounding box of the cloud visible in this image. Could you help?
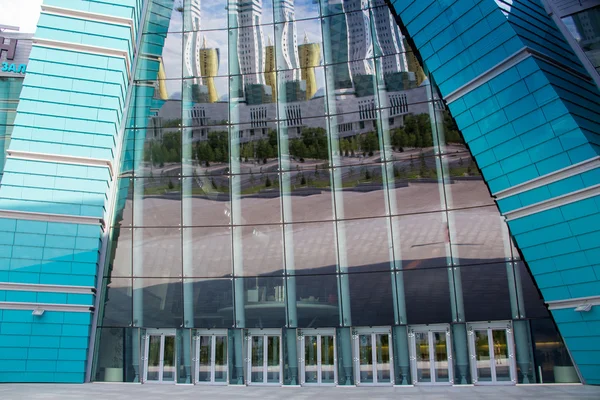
[0,0,43,33]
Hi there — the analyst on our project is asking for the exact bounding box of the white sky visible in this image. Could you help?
[0,0,43,33]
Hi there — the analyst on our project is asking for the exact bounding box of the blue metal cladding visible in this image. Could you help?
[0,0,143,383]
[389,0,600,384]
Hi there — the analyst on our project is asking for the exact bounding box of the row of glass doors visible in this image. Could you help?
[140,322,516,386]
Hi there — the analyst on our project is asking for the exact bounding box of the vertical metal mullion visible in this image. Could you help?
[142,334,149,383]
[489,329,497,383]
[333,334,338,385]
[299,335,304,385]
[158,335,165,382]
[429,331,436,384]
[353,334,359,385]
[389,333,394,385]
[263,335,268,384]
[211,336,216,384]
[372,334,377,384]
[194,335,200,384]
[316,335,322,385]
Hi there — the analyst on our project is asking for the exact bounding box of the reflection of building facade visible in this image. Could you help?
[275,0,300,81]
[183,0,203,83]
[237,0,265,85]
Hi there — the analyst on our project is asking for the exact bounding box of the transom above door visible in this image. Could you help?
[298,328,337,386]
[352,327,394,386]
[467,321,517,385]
[408,324,453,385]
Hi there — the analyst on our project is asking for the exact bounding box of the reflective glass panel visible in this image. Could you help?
[147,335,161,381]
[183,227,232,278]
[185,278,234,328]
[433,332,449,383]
[251,336,264,383]
[340,217,392,273]
[282,171,335,222]
[474,330,492,382]
[415,332,431,383]
[375,334,391,383]
[284,221,337,275]
[198,335,211,382]
[163,335,176,381]
[321,335,335,384]
[133,228,182,277]
[236,224,284,276]
[215,335,228,382]
[358,334,373,383]
[304,335,318,384]
[101,278,132,327]
[349,272,394,326]
[240,277,286,328]
[492,330,511,382]
[133,278,183,328]
[294,274,340,328]
[267,335,280,383]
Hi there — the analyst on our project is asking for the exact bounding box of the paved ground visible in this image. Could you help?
[0,384,599,400]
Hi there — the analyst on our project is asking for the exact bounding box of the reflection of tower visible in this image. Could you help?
[199,36,220,103]
[265,36,277,99]
[238,0,265,86]
[403,38,427,85]
[184,0,203,84]
[299,33,321,100]
[345,0,374,77]
[371,0,408,73]
[275,0,300,81]
[323,0,352,90]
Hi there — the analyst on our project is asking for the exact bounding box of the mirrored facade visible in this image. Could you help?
[93,0,574,387]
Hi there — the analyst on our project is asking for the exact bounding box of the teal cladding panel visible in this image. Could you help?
[390,0,600,384]
[0,0,142,383]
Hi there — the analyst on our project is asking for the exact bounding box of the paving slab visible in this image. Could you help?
[0,384,599,400]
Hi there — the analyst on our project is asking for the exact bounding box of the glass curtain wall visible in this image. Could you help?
[92,0,573,386]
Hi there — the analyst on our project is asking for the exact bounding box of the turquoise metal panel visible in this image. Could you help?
[389,0,600,384]
[0,0,142,384]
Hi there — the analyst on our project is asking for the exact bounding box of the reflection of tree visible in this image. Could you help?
[289,127,329,160]
[443,111,463,144]
[390,113,433,149]
[195,131,229,165]
[145,132,182,166]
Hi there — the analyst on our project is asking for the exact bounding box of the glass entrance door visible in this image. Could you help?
[143,331,176,384]
[299,329,337,385]
[194,330,228,384]
[247,330,282,385]
[468,322,516,385]
[409,325,453,385]
[353,328,394,385]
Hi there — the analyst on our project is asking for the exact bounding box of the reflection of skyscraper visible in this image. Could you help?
[238,0,265,86]
[265,36,277,98]
[199,37,220,103]
[371,0,408,73]
[299,33,321,100]
[184,0,203,83]
[275,0,301,81]
[322,0,352,90]
[345,0,374,77]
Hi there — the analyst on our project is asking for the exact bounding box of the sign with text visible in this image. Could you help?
[0,32,32,77]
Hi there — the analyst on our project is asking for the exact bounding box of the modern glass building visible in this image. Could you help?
[0,0,599,387]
